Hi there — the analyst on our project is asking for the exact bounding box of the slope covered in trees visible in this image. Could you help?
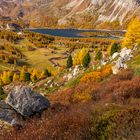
[122,18,140,48]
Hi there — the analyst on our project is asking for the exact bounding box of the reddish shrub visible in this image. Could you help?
[0,103,91,140]
[112,69,134,82]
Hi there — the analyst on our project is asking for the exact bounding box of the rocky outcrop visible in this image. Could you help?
[6,86,50,117]
[64,65,82,81]
[112,47,133,74]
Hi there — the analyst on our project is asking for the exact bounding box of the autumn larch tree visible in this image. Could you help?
[122,18,140,48]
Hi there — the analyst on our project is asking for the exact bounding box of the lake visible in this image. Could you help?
[29,28,126,39]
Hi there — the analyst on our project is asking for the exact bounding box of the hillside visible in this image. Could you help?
[0,0,140,28]
[0,1,140,139]
[0,17,140,139]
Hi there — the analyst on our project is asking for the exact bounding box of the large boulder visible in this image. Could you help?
[0,101,22,127]
[6,86,50,117]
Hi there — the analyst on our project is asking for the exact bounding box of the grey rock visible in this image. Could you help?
[112,52,119,59]
[6,86,50,117]
[112,47,133,74]
[0,101,22,127]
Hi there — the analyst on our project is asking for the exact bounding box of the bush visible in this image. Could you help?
[90,105,140,140]
[80,65,112,83]
[80,71,101,83]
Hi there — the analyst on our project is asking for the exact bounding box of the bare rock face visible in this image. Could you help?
[6,86,50,117]
[0,0,140,26]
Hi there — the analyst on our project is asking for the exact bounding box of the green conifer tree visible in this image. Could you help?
[82,52,91,68]
[110,43,120,56]
[67,55,73,68]
[45,69,51,77]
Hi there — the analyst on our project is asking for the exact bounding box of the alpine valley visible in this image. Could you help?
[0,1,140,140]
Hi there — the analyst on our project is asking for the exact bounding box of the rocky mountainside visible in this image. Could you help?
[0,0,140,27]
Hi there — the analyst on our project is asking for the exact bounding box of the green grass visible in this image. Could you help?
[23,46,68,71]
[0,36,70,71]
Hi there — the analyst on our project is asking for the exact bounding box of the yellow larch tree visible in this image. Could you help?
[73,48,88,66]
[122,18,140,48]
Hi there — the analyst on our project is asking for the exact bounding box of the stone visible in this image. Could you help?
[67,74,73,80]
[116,57,124,69]
[112,47,133,74]
[73,65,80,76]
[112,65,120,74]
[6,86,50,117]
[120,48,131,57]
[101,60,107,66]
[0,101,22,127]
[112,52,119,59]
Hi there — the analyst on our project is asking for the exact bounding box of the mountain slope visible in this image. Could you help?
[0,0,140,28]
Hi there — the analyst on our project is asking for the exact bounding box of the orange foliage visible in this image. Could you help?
[80,64,112,83]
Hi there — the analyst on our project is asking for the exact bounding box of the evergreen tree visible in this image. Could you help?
[67,55,73,68]
[95,50,102,60]
[44,69,51,77]
[110,43,120,56]
[25,72,31,81]
[82,52,91,68]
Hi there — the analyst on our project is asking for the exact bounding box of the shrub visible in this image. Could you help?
[0,103,91,140]
[90,105,140,140]
[80,64,112,83]
[112,69,134,81]
[72,82,95,103]
[80,71,101,83]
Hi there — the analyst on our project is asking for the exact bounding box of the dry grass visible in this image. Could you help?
[1,69,140,140]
